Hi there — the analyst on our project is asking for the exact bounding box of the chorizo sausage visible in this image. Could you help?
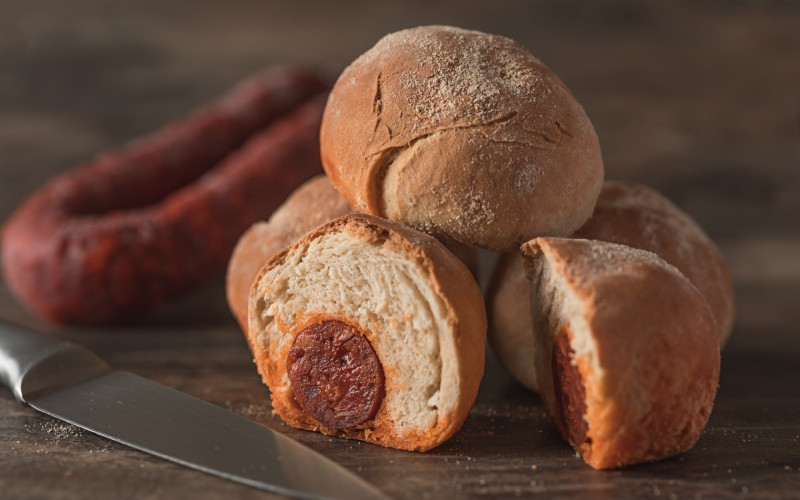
[287,320,385,430]
[1,67,328,324]
[551,331,589,449]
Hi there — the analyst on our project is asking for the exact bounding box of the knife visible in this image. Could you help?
[0,319,388,500]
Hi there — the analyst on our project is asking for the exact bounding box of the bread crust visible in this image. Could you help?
[247,214,486,451]
[574,181,735,344]
[521,237,720,469]
[226,175,481,332]
[486,251,539,391]
[487,181,735,392]
[320,25,603,251]
[225,175,355,332]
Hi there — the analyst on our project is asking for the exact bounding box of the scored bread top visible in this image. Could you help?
[321,25,604,251]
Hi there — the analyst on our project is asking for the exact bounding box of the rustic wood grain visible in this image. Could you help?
[2,1,799,498]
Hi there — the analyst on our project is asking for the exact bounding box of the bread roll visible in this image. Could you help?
[226,175,480,332]
[574,181,735,343]
[225,175,355,332]
[247,214,486,451]
[521,237,720,469]
[486,251,540,391]
[487,181,734,392]
[320,25,604,251]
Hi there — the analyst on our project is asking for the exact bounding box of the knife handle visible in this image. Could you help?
[0,320,110,403]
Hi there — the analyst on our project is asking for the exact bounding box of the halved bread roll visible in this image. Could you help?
[488,181,734,392]
[247,214,486,451]
[226,175,480,333]
[521,237,720,469]
[226,175,355,332]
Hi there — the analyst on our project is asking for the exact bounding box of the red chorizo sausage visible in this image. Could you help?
[551,331,589,449]
[287,320,385,430]
[1,67,329,324]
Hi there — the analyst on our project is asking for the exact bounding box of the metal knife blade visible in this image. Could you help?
[0,319,388,500]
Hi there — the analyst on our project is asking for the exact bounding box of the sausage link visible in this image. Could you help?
[55,66,327,215]
[1,68,328,324]
[287,320,385,430]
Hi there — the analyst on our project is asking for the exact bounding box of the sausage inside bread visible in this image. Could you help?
[521,237,720,469]
[247,214,486,451]
[488,181,734,392]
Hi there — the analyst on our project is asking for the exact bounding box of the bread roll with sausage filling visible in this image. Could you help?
[247,214,486,451]
[488,181,734,392]
[521,237,720,469]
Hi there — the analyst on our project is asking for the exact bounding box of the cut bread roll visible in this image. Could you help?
[320,25,604,251]
[226,175,355,332]
[226,175,479,332]
[521,237,720,469]
[488,181,734,392]
[247,214,486,451]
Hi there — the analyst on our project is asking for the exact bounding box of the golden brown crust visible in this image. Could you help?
[225,175,354,331]
[573,180,735,345]
[247,214,486,451]
[486,251,538,391]
[320,25,603,251]
[521,237,720,469]
[487,181,735,393]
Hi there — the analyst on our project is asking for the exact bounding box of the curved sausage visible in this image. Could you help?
[287,320,385,430]
[1,67,328,324]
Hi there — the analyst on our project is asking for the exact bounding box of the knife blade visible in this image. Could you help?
[0,319,388,500]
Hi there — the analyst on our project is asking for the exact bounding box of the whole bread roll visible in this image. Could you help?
[225,175,355,332]
[320,25,604,251]
[521,237,720,469]
[247,214,486,451]
[487,181,734,392]
[574,181,735,342]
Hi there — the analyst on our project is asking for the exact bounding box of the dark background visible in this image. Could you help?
[2,1,799,498]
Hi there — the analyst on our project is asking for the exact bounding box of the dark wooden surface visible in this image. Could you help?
[2,1,800,498]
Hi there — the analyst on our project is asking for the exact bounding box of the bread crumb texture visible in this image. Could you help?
[248,215,480,451]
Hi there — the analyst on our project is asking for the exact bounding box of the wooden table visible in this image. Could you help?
[2,1,799,498]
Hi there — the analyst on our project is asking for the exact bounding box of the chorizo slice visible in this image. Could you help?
[287,320,385,430]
